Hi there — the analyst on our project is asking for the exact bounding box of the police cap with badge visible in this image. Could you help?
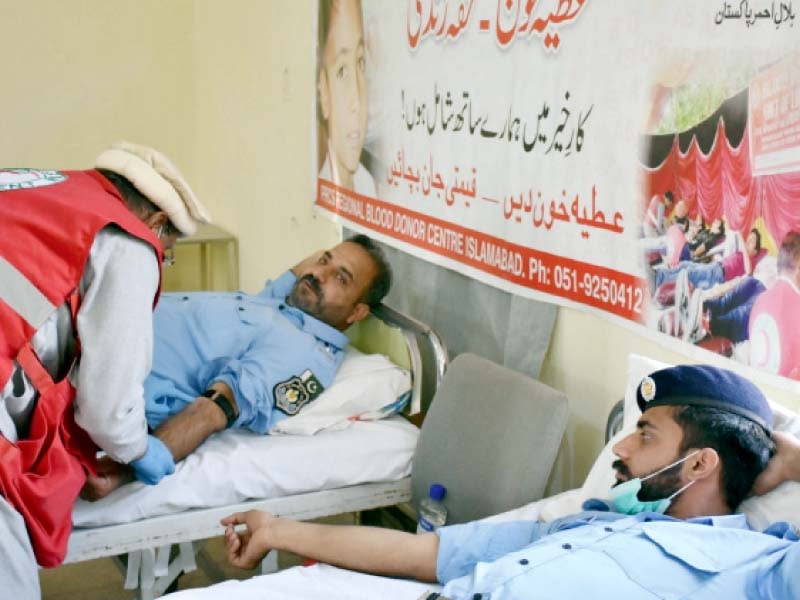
[636,364,773,434]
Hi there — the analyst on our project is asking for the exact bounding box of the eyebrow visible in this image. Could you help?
[331,39,365,62]
[636,419,657,431]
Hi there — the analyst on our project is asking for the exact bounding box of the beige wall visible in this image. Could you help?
[189,0,338,293]
[3,3,797,490]
[0,1,195,173]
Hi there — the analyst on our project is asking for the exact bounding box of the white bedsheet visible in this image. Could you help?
[73,416,418,527]
[168,563,440,600]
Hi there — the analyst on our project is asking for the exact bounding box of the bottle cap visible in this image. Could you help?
[429,483,446,501]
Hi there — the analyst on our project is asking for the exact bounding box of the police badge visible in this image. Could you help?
[273,369,324,415]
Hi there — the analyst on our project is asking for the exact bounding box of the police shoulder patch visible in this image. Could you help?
[273,369,324,415]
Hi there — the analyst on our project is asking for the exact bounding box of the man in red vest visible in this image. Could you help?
[0,141,210,598]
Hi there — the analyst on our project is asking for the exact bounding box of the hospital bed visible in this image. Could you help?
[165,353,800,600]
[61,305,448,600]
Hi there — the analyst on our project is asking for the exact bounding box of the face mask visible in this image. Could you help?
[609,451,698,515]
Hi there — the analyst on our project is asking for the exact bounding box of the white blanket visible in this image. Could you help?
[168,563,440,600]
[74,417,418,527]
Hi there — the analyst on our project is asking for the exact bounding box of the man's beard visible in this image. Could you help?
[287,274,324,318]
[611,458,683,501]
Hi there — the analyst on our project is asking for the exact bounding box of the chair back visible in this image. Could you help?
[411,353,569,525]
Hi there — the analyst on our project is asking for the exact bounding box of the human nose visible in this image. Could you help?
[612,433,634,459]
[308,263,330,283]
[348,70,364,114]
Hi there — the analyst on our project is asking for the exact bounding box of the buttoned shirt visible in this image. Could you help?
[144,271,348,433]
[436,502,799,599]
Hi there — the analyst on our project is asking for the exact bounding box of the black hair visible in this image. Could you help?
[97,168,179,236]
[750,228,762,252]
[777,231,800,274]
[346,234,392,308]
[664,191,674,203]
[673,405,775,510]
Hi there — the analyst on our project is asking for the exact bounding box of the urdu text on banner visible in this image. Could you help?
[313,0,800,383]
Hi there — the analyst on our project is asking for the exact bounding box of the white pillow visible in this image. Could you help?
[269,346,412,435]
[625,353,800,530]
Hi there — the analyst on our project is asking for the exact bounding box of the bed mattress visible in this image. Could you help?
[73,416,419,527]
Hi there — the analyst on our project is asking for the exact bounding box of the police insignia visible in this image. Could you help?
[274,369,324,415]
[0,169,67,191]
[640,376,656,402]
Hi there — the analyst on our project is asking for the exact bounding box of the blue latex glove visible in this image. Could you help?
[130,435,176,485]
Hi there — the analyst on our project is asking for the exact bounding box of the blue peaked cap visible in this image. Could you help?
[636,365,773,433]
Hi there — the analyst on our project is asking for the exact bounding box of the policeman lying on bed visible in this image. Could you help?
[220,365,800,599]
[81,234,392,500]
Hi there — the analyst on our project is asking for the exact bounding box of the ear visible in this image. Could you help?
[686,447,720,482]
[318,69,331,120]
[345,302,370,326]
[143,210,168,231]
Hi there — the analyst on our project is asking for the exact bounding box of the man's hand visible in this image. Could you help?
[751,431,800,497]
[80,456,135,501]
[291,250,323,277]
[221,510,277,570]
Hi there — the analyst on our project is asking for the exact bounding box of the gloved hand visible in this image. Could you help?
[130,435,176,485]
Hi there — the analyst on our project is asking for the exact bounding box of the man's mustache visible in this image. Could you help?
[612,459,632,481]
[299,274,323,298]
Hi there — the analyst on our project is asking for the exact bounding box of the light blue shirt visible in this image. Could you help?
[436,503,799,599]
[144,271,348,433]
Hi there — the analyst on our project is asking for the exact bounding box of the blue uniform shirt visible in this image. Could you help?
[436,503,800,599]
[144,271,348,433]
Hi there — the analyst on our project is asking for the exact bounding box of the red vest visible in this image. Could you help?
[0,168,162,566]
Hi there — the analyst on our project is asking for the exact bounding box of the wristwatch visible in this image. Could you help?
[201,389,237,428]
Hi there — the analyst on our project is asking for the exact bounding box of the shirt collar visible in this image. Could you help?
[279,301,349,349]
[582,498,750,529]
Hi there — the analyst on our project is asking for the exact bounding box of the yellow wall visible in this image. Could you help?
[3,3,797,490]
[189,1,338,292]
[0,1,195,173]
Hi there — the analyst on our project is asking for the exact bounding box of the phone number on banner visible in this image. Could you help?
[317,180,647,322]
[538,261,645,319]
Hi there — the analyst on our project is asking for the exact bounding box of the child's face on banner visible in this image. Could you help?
[319,0,368,184]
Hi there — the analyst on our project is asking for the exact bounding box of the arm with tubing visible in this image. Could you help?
[222,510,440,582]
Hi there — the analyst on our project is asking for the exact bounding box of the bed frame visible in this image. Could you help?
[61,304,448,600]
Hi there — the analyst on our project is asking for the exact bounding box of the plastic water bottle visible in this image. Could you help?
[416,483,447,534]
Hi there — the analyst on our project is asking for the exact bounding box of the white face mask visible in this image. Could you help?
[609,450,699,515]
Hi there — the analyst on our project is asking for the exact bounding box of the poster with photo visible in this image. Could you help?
[313,0,800,382]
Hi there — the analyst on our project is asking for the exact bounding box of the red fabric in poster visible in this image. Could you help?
[644,120,800,247]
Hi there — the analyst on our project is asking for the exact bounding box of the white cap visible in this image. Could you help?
[94,141,211,236]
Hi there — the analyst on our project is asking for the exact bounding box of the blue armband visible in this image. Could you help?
[130,435,176,485]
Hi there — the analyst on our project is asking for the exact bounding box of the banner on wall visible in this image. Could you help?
[313,0,800,382]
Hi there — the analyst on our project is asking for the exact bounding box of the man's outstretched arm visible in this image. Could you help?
[81,382,237,500]
[221,510,440,582]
